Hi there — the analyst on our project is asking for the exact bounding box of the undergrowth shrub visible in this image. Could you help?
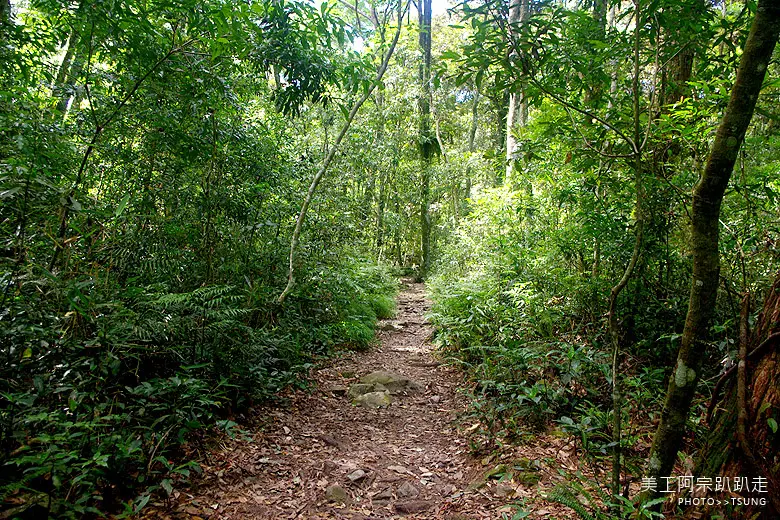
[1,260,396,517]
[427,186,678,461]
[546,472,665,519]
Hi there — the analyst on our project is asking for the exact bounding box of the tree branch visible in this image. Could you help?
[278,0,409,305]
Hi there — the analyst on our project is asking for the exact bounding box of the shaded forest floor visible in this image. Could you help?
[144,281,582,519]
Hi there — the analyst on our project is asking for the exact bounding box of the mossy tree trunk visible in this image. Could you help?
[694,275,780,517]
[643,0,780,503]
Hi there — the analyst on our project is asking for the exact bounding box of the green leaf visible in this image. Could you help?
[115,193,131,217]
[134,494,151,512]
[768,417,778,434]
[161,478,173,495]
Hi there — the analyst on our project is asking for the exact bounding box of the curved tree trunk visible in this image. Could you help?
[277,0,405,304]
[643,0,780,505]
[694,274,780,517]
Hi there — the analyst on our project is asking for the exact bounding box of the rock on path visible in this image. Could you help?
[144,280,547,519]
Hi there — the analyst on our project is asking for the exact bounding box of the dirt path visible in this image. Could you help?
[149,281,574,519]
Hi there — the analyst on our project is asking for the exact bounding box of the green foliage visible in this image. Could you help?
[547,473,666,520]
[0,0,401,515]
[426,2,780,493]
[1,261,396,515]
[4,0,780,515]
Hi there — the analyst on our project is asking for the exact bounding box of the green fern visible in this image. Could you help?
[546,483,601,520]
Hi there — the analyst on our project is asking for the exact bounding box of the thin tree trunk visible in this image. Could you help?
[394,191,402,266]
[53,29,79,104]
[660,0,705,107]
[505,0,529,184]
[608,0,645,498]
[418,0,433,279]
[494,89,508,186]
[460,86,479,216]
[53,2,87,117]
[468,87,479,152]
[376,168,387,258]
[278,0,406,304]
[643,0,780,504]
[375,91,387,259]
[584,0,607,108]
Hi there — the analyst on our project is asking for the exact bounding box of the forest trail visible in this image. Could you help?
[146,280,572,519]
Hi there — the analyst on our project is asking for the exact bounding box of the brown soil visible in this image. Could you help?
[145,280,577,519]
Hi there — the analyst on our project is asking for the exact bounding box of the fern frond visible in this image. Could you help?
[546,483,598,520]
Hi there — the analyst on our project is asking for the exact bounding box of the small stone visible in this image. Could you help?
[348,382,388,398]
[379,322,403,331]
[397,481,419,498]
[354,391,392,408]
[373,487,393,500]
[394,500,433,513]
[494,483,515,498]
[347,469,367,482]
[372,487,393,505]
[328,385,348,396]
[442,484,456,495]
[325,484,349,504]
[360,370,422,394]
[318,434,345,449]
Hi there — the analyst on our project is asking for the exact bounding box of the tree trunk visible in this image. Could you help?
[278,1,404,303]
[694,274,780,517]
[494,89,508,186]
[375,91,387,259]
[643,0,780,504]
[583,0,607,108]
[53,28,81,114]
[468,87,479,152]
[660,0,705,107]
[505,0,529,184]
[607,0,645,498]
[418,0,433,279]
[376,167,387,258]
[0,0,12,25]
[460,86,479,215]
[52,1,88,117]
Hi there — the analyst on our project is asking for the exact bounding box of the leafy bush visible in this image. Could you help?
[427,185,679,461]
[546,473,665,520]
[1,259,396,516]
